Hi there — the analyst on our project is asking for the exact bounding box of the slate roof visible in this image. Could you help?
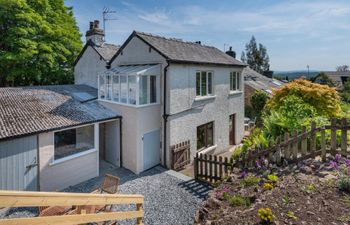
[324,71,350,90]
[0,85,120,140]
[110,31,246,66]
[243,67,284,94]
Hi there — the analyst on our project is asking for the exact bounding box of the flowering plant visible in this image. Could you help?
[329,154,350,192]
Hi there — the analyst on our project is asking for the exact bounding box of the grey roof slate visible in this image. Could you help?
[0,85,120,140]
[93,43,120,61]
[243,67,284,94]
[324,71,350,90]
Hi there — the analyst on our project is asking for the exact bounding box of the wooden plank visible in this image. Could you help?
[199,154,203,178]
[0,210,144,225]
[136,204,143,225]
[214,155,218,181]
[224,157,228,175]
[219,156,223,178]
[301,126,307,156]
[209,155,213,182]
[204,154,208,180]
[321,128,326,161]
[0,191,144,207]
[331,118,337,155]
[284,132,290,160]
[341,118,347,155]
[292,130,298,161]
[310,121,316,154]
[194,153,198,180]
[276,136,281,165]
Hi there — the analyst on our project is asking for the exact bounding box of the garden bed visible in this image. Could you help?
[195,156,350,225]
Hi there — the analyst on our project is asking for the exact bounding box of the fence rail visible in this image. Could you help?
[0,190,144,225]
[171,140,191,171]
[194,153,233,183]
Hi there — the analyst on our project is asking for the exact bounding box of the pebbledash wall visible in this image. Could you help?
[74,46,107,88]
[166,64,245,166]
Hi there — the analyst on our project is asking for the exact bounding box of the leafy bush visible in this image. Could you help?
[229,195,251,207]
[251,90,269,125]
[257,208,275,224]
[267,174,279,183]
[338,177,350,192]
[240,175,261,187]
[266,78,342,118]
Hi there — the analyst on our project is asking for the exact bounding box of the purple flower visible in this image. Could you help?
[330,160,339,170]
[335,154,342,162]
[348,167,350,177]
[255,160,261,169]
[240,171,248,178]
[345,159,350,167]
[222,185,230,192]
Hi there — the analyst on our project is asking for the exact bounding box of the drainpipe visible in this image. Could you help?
[163,61,170,168]
[119,117,123,168]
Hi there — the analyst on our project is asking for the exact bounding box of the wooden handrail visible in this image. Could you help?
[0,190,144,225]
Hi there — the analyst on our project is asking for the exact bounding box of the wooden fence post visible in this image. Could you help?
[136,203,143,225]
[276,136,281,165]
[199,154,203,178]
[219,156,223,179]
[284,132,290,161]
[321,127,326,161]
[341,118,347,155]
[224,157,228,175]
[204,154,208,181]
[214,155,218,181]
[292,130,298,161]
[301,126,307,157]
[194,153,198,180]
[209,155,213,183]
[331,118,337,155]
[310,121,316,155]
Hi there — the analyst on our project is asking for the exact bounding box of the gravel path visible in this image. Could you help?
[0,166,211,225]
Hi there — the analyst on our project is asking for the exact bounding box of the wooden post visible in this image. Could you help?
[136,203,143,225]
[301,126,307,156]
[209,155,213,183]
[204,154,208,181]
[214,155,218,181]
[284,132,290,161]
[276,136,281,165]
[292,130,298,161]
[310,121,316,154]
[219,156,223,178]
[321,127,326,161]
[199,154,203,178]
[331,118,337,155]
[194,153,198,180]
[224,157,228,175]
[341,118,347,155]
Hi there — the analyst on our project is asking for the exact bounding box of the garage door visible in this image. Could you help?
[143,129,160,171]
[0,136,38,191]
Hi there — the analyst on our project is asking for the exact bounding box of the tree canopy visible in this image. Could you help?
[241,36,270,73]
[310,72,335,87]
[0,0,82,86]
[336,65,349,72]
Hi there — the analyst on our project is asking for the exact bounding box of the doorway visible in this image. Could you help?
[229,114,236,145]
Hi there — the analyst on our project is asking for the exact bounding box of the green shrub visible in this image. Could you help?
[257,208,275,224]
[338,177,350,192]
[229,195,251,207]
[240,176,261,187]
[267,174,279,183]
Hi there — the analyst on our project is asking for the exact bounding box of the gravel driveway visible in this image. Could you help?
[0,165,211,225]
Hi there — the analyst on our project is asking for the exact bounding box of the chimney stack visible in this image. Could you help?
[86,20,104,46]
[225,46,236,58]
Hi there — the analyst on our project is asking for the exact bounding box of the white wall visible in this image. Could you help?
[166,64,245,166]
[74,46,107,88]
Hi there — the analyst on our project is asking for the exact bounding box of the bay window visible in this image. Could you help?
[230,71,241,91]
[99,74,159,106]
[196,71,213,96]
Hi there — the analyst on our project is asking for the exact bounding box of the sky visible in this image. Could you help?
[65,0,350,71]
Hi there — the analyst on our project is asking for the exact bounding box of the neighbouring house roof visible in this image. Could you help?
[0,85,121,141]
[243,67,284,94]
[323,71,350,89]
[110,31,246,67]
[74,40,120,66]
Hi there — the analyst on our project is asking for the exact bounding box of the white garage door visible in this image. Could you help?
[0,136,38,191]
[143,129,160,171]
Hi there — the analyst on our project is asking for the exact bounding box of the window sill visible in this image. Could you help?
[229,91,243,96]
[50,149,97,166]
[194,95,216,102]
[198,145,217,155]
[99,99,160,108]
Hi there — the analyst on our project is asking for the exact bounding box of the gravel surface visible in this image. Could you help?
[0,165,211,225]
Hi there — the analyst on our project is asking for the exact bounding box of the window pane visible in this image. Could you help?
[106,75,112,100]
[207,123,213,146]
[99,75,106,99]
[197,126,206,150]
[120,76,127,103]
[236,72,240,90]
[112,76,119,102]
[150,75,157,103]
[208,72,212,94]
[201,71,207,96]
[196,72,201,96]
[139,76,148,105]
[230,72,233,90]
[232,72,237,91]
[54,125,95,160]
[128,76,137,105]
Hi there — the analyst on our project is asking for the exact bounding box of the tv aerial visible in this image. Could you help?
[102,7,117,41]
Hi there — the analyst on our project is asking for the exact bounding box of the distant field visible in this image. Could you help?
[273,71,319,80]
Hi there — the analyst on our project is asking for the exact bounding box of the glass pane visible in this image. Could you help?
[201,71,207,96]
[196,72,201,96]
[139,76,148,105]
[150,75,157,103]
[120,76,127,103]
[230,72,233,91]
[207,122,213,146]
[99,75,106,99]
[237,72,240,90]
[112,76,119,102]
[197,125,206,150]
[54,125,95,160]
[232,72,237,91]
[128,76,137,105]
[106,75,112,100]
[208,72,212,94]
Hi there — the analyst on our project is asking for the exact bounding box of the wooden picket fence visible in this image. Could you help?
[0,190,144,225]
[171,140,191,171]
[235,118,350,168]
[194,153,233,183]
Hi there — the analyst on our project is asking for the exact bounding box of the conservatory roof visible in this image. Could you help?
[106,64,161,76]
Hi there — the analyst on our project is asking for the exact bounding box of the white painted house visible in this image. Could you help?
[75,24,246,174]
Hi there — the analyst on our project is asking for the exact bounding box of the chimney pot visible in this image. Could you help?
[195,41,201,45]
[225,46,236,59]
[89,22,93,30]
[94,20,100,29]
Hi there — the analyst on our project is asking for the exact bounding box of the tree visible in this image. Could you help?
[336,65,349,72]
[0,0,82,86]
[251,90,269,125]
[242,36,270,73]
[266,78,342,118]
[310,72,335,87]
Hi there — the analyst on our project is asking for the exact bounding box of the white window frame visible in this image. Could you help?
[230,71,241,92]
[196,70,214,97]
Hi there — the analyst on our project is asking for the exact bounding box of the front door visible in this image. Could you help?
[0,135,38,191]
[229,114,236,145]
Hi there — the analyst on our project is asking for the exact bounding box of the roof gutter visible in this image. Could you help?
[162,61,170,168]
